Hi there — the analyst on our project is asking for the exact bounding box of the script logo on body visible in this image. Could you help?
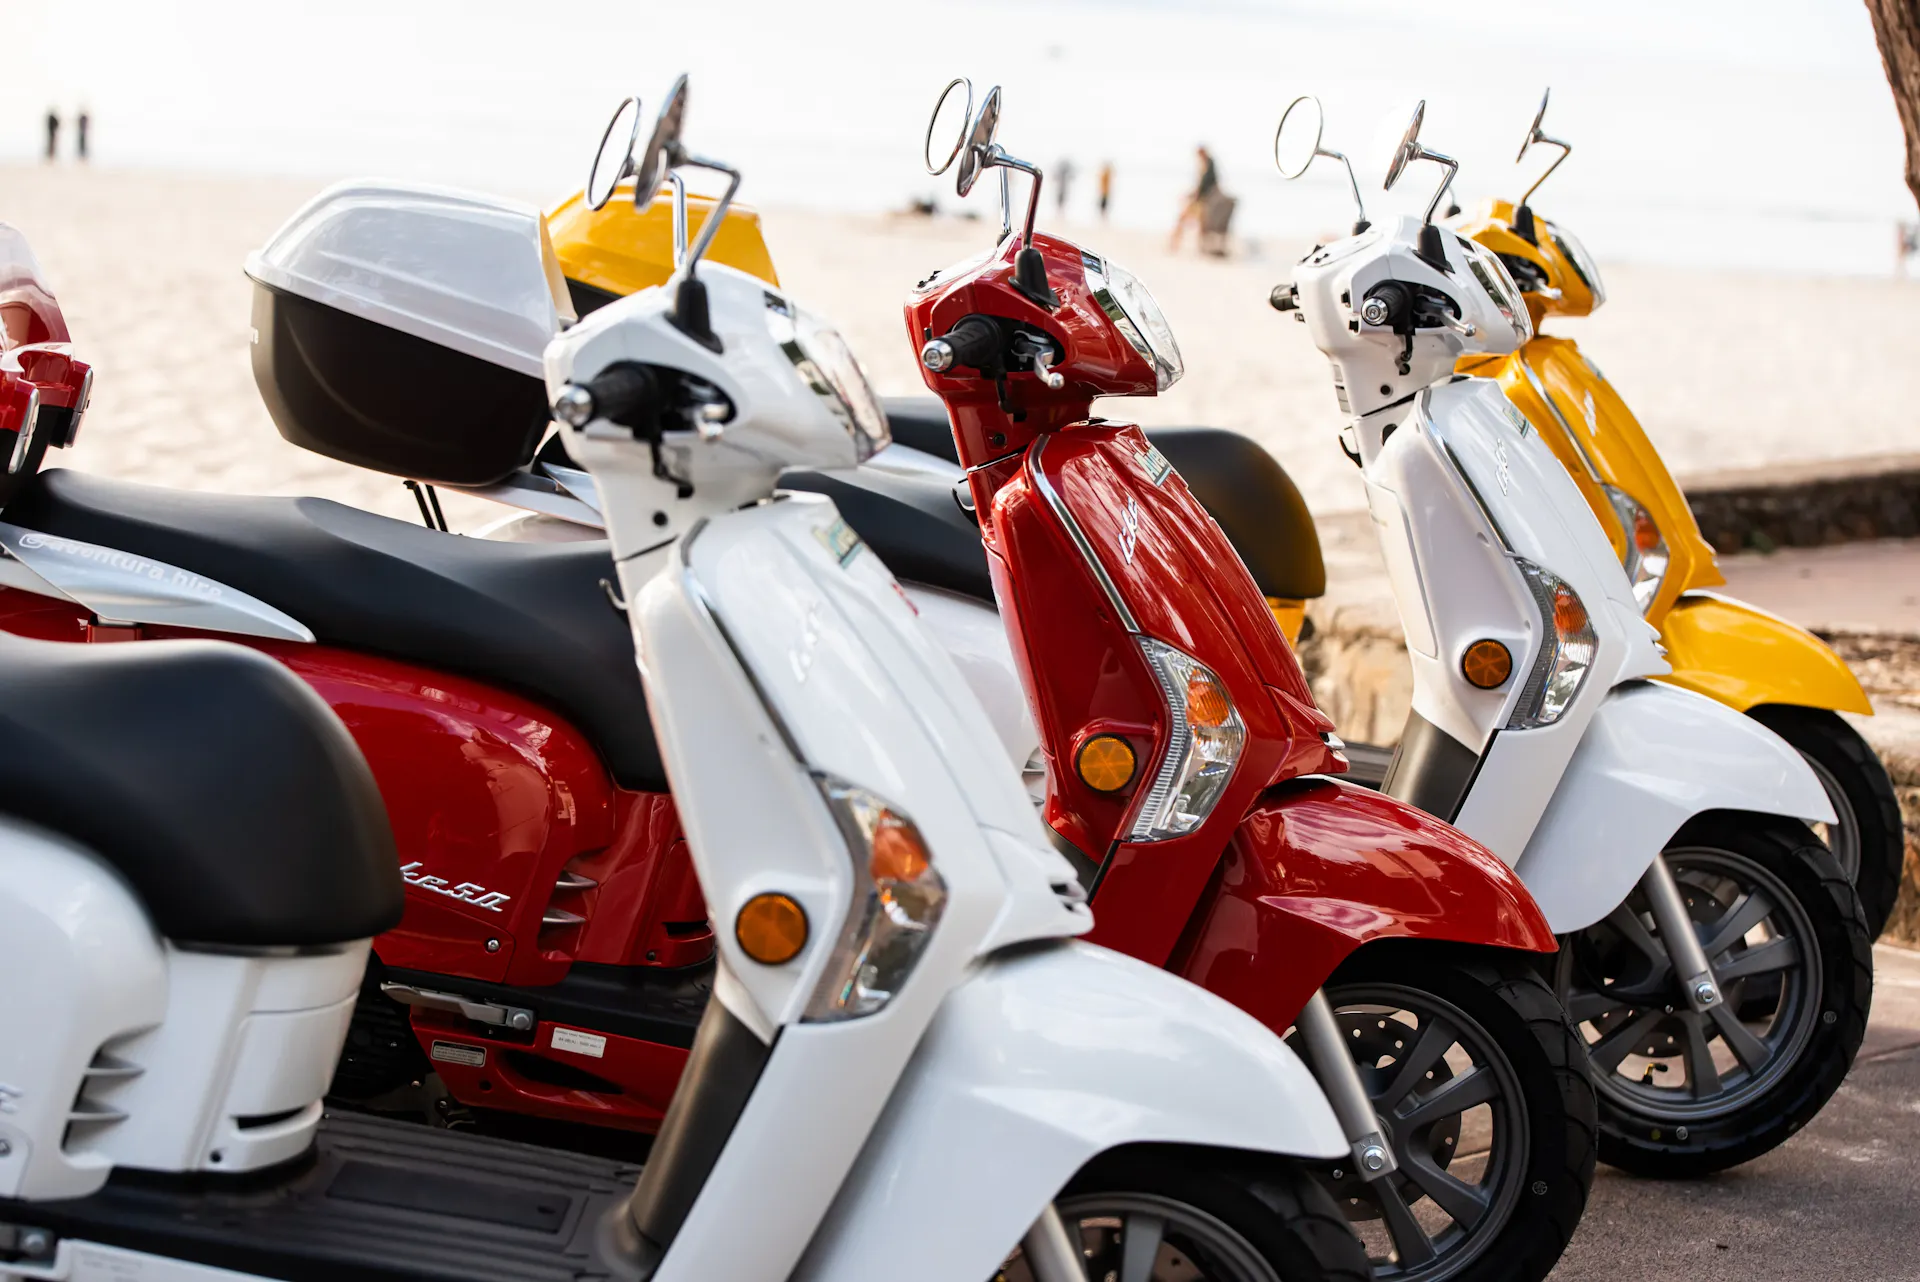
[1118,497,1143,564]
[400,862,511,912]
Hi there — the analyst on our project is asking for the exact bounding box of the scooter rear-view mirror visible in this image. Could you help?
[1273,94,1369,234]
[1514,86,1572,239]
[585,95,642,212]
[1384,99,1458,268]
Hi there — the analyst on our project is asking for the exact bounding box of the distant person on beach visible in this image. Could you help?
[1056,158,1075,214]
[1170,146,1229,253]
[43,109,59,161]
[76,110,90,162]
[1098,162,1113,220]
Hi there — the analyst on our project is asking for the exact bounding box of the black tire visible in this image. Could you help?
[1749,704,1905,940]
[1308,948,1597,1282]
[1557,814,1872,1178]
[998,1146,1371,1281]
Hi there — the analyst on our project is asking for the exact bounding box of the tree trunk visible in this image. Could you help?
[1866,0,1920,211]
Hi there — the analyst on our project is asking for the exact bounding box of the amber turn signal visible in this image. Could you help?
[1461,639,1514,690]
[1077,735,1137,792]
[735,893,808,965]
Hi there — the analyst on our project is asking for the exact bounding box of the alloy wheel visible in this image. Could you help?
[998,1191,1281,1282]
[1299,986,1529,1279]
[1560,847,1822,1122]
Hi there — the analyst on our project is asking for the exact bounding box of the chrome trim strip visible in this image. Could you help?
[1029,435,1140,633]
[1515,360,1603,483]
[0,520,313,642]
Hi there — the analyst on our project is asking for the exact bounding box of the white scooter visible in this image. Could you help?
[1271,97,1872,1178]
[0,79,1370,1282]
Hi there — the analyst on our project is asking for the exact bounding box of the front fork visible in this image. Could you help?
[1296,989,1398,1181]
[1639,855,1723,1012]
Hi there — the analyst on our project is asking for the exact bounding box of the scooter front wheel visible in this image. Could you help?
[996,1149,1371,1282]
[1304,952,1596,1282]
[1557,814,1872,1178]
[1748,704,1905,940]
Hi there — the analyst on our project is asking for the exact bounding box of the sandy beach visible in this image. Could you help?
[7,161,1920,527]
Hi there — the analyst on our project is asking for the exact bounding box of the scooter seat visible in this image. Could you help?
[781,466,993,602]
[7,468,668,793]
[0,631,400,946]
[878,398,1327,602]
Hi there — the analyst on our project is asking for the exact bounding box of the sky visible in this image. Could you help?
[2,0,1909,274]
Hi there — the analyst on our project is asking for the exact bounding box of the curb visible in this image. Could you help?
[1683,453,1920,553]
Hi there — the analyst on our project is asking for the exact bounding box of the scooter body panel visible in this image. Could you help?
[1515,679,1836,933]
[1175,778,1556,1034]
[0,586,705,1133]
[793,941,1345,1282]
[1658,590,1874,717]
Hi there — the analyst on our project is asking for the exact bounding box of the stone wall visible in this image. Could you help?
[1686,453,1920,553]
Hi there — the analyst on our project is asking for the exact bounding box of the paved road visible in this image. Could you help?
[1548,942,1920,1281]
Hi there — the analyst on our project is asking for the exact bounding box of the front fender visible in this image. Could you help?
[1658,590,1872,716]
[794,941,1342,1282]
[1516,679,1836,934]
[1176,779,1556,1036]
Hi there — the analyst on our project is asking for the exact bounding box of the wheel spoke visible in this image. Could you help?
[1375,1016,1459,1112]
[1566,986,1631,1025]
[1707,1001,1774,1075]
[1397,1064,1500,1133]
[1369,1177,1439,1268]
[1588,1007,1665,1074]
[1118,1212,1164,1282]
[1679,1011,1722,1099]
[1401,1147,1494,1231]
[1713,936,1800,983]
[1608,901,1673,972]
[1700,889,1774,959]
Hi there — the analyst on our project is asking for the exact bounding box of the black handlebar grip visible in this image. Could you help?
[587,362,658,426]
[938,315,1004,369]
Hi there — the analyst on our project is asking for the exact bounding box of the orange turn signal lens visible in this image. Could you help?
[1184,671,1233,728]
[735,893,809,965]
[869,811,932,882]
[1461,639,1513,690]
[1631,509,1662,554]
[1551,583,1588,635]
[1076,735,1137,792]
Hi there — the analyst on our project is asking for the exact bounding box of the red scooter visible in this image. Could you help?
[902,84,1593,1281]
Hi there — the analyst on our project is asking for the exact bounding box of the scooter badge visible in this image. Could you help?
[1118,496,1143,564]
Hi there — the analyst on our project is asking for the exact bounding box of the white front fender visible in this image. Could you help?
[1516,680,1835,934]
[794,942,1343,1282]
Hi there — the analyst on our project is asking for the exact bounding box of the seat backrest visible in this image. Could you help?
[0,633,402,947]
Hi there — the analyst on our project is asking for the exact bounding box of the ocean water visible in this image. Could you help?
[2,0,1911,277]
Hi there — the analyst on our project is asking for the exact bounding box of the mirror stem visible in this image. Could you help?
[1324,147,1367,231]
[1420,150,1460,225]
[1518,136,1570,209]
[669,154,741,289]
[670,173,689,268]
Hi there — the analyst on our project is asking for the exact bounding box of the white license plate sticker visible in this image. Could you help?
[551,1027,607,1059]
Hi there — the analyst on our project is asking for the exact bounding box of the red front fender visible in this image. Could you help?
[1173,778,1555,1034]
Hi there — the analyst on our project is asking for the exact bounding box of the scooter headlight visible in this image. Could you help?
[1083,250,1184,391]
[1129,639,1245,841]
[1509,561,1597,729]
[1544,220,1605,310]
[1602,485,1669,613]
[803,778,947,1022]
[766,298,892,461]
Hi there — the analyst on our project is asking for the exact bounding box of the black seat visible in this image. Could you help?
[880,398,1326,601]
[0,633,401,946]
[8,469,666,792]
[780,466,993,603]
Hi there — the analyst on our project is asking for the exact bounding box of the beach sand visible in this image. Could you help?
[8,162,1920,527]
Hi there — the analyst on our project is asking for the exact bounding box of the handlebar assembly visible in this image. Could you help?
[555,362,659,431]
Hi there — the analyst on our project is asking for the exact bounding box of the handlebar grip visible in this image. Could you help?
[921,315,1002,374]
[554,362,657,429]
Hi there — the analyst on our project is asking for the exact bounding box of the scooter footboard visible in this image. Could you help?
[1515,679,1835,934]
[1176,778,1556,1034]
[792,941,1343,1282]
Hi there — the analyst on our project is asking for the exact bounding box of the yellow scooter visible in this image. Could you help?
[1452,90,1901,936]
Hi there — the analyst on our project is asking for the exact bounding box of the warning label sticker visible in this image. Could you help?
[430,1041,486,1068]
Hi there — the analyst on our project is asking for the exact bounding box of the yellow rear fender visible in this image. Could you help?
[1657,591,1871,716]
